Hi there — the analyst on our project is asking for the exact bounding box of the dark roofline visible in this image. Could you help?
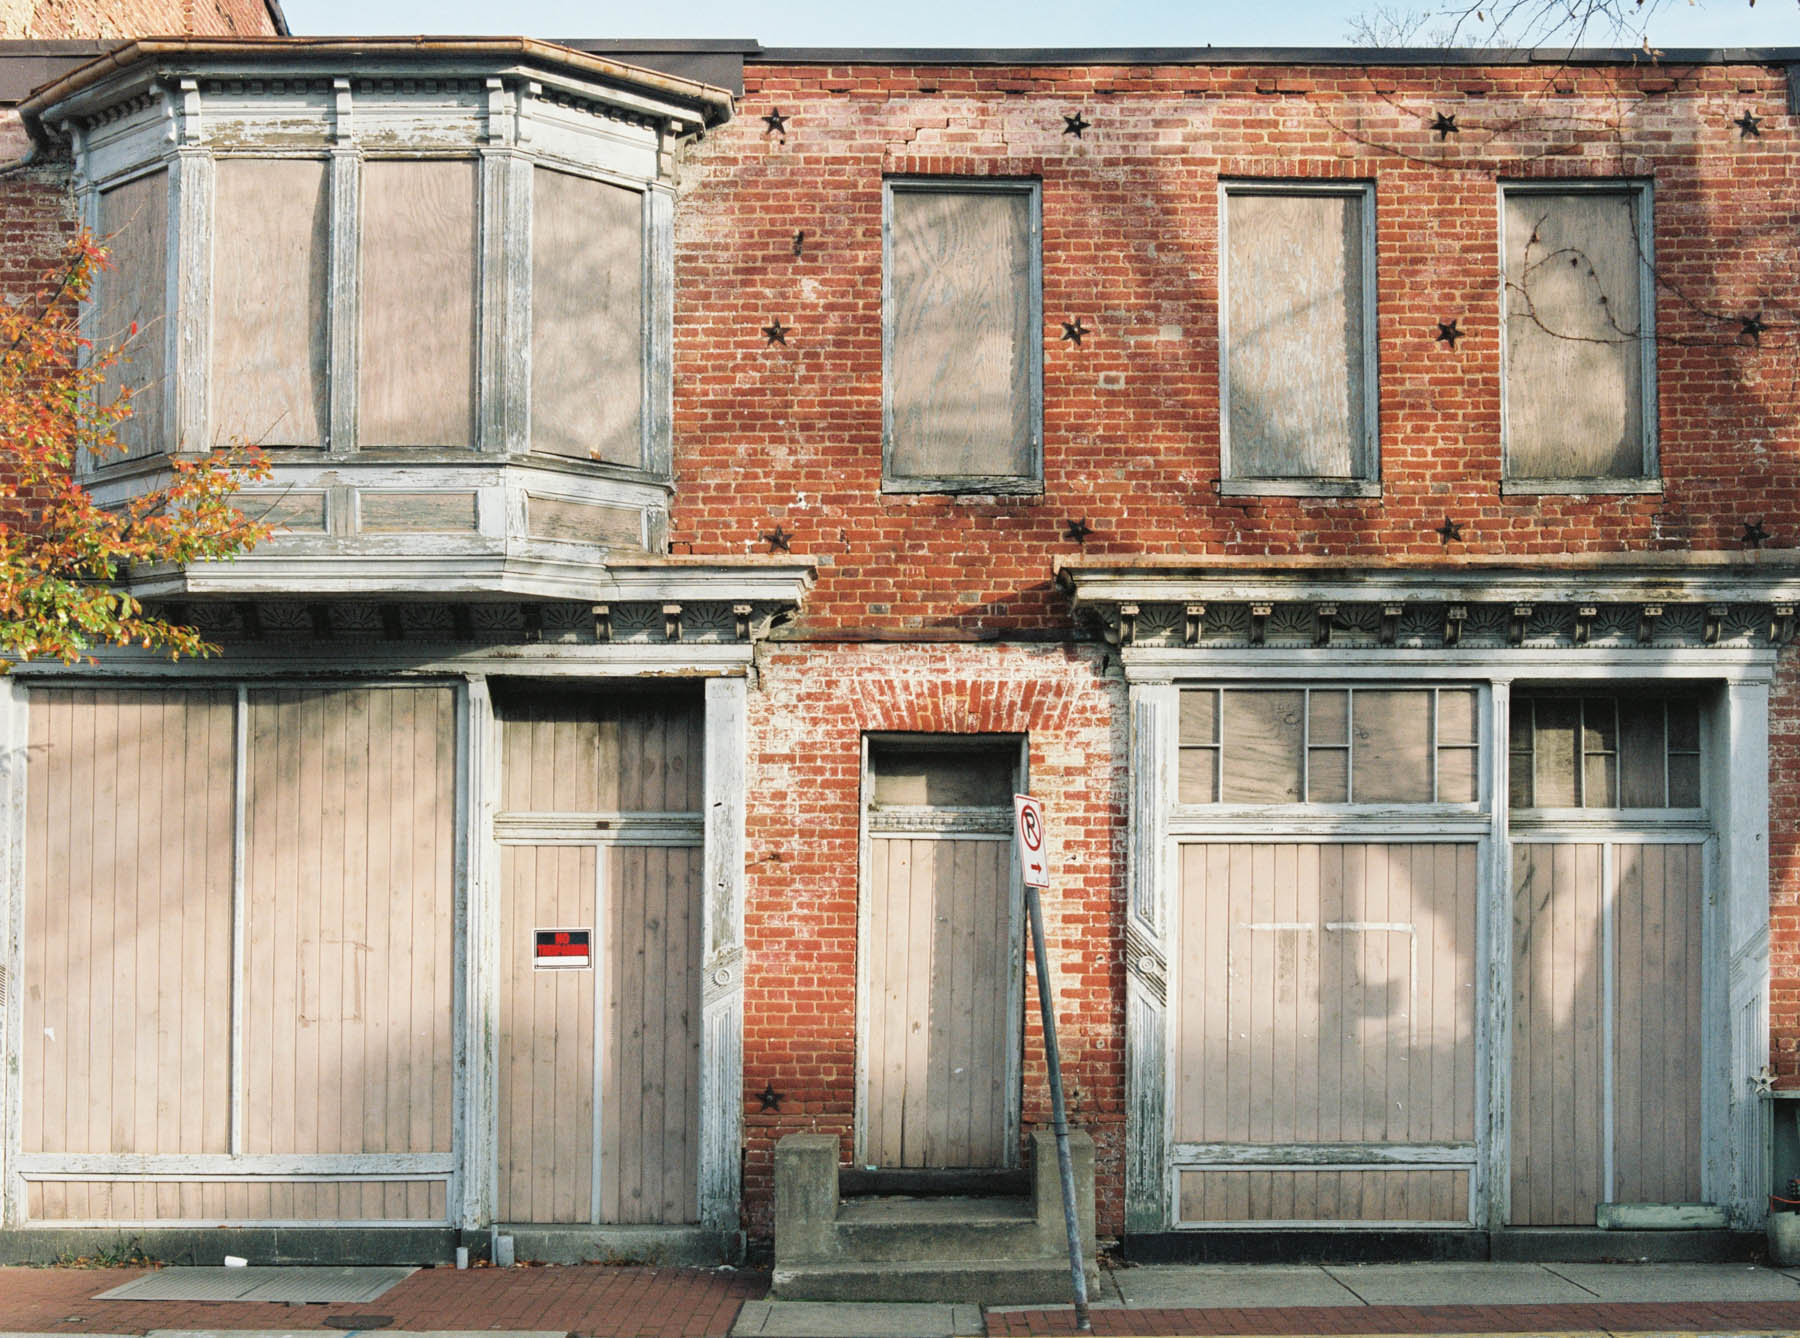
[751,44,1800,65]
[264,0,290,36]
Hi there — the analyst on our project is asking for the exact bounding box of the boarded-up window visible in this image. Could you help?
[1180,686,1479,806]
[1223,185,1375,484]
[1503,186,1651,481]
[359,160,478,447]
[1510,693,1700,810]
[212,159,330,447]
[532,168,643,466]
[884,181,1040,490]
[96,171,169,460]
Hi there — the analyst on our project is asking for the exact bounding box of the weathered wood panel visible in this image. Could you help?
[23,688,236,1156]
[26,1179,446,1222]
[495,687,703,814]
[1504,190,1645,479]
[1510,842,1607,1225]
[1175,843,1478,1147]
[358,490,480,533]
[1612,842,1704,1206]
[865,836,1013,1168]
[1225,191,1365,480]
[211,158,329,448]
[97,171,169,459]
[524,494,645,547]
[1178,1169,1467,1223]
[887,187,1034,482]
[497,843,597,1224]
[243,688,456,1198]
[602,844,702,1224]
[531,169,643,466]
[359,160,478,447]
[234,490,329,533]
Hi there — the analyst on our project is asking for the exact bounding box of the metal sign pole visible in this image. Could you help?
[1025,886,1091,1332]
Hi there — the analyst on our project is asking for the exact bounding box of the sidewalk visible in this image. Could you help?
[4,1261,1800,1338]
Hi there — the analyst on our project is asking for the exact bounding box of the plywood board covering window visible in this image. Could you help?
[1179,686,1478,806]
[1503,186,1652,481]
[532,169,643,466]
[1510,693,1699,810]
[884,181,1040,491]
[211,159,330,448]
[359,160,478,447]
[96,171,169,459]
[1223,185,1375,485]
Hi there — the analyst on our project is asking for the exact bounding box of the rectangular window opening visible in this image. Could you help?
[1509,692,1701,811]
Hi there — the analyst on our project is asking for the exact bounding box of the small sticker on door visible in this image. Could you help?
[533,927,591,970]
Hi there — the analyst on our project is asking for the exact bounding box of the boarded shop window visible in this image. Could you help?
[1179,686,1479,806]
[1221,184,1377,491]
[211,159,330,448]
[95,171,169,460]
[1509,693,1700,810]
[358,159,479,447]
[532,169,644,467]
[884,180,1041,492]
[1502,185,1654,484]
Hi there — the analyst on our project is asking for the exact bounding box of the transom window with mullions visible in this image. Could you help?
[1179,686,1479,806]
[1508,693,1700,811]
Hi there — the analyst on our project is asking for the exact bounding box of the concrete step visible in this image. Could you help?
[771,1256,1091,1304]
[831,1195,1042,1262]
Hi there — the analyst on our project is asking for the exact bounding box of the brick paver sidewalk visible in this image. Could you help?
[0,1264,769,1338]
[989,1299,1800,1334]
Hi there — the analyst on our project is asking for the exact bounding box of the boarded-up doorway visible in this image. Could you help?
[492,686,704,1225]
[859,738,1023,1170]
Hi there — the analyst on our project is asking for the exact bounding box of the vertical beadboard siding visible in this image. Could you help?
[26,1178,447,1223]
[210,158,330,448]
[96,171,169,460]
[242,688,456,1183]
[23,689,235,1157]
[603,845,702,1223]
[531,168,643,467]
[497,843,597,1224]
[1503,189,1647,479]
[496,688,704,815]
[1178,1169,1467,1223]
[885,185,1036,481]
[1175,843,1478,1150]
[864,836,1013,1168]
[358,160,478,447]
[1224,190,1366,480]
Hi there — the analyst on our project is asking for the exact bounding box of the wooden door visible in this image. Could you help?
[1509,841,1705,1224]
[864,834,1016,1168]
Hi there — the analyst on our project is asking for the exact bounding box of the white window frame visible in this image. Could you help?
[1499,179,1659,495]
[1217,179,1380,498]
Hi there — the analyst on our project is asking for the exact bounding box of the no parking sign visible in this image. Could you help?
[1014,793,1048,888]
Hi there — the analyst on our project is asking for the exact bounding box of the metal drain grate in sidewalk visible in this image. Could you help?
[96,1266,415,1304]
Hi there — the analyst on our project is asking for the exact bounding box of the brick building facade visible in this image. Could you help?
[0,23,1795,1270]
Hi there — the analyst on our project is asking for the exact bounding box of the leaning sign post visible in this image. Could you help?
[1013,794,1091,1332]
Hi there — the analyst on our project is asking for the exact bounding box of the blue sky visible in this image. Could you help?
[278,0,1800,49]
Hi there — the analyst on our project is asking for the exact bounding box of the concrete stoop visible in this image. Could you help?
[771,1129,1098,1303]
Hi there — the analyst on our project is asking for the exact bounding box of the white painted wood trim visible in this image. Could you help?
[1124,648,1778,681]
[450,678,477,1229]
[229,685,248,1156]
[12,646,757,681]
[853,735,872,1166]
[1172,1216,1472,1231]
[1125,682,1174,1232]
[463,674,499,1229]
[501,151,531,456]
[699,676,746,1232]
[1480,679,1511,1231]
[0,677,27,1228]
[1003,736,1029,1172]
[590,845,606,1225]
[326,132,360,457]
[644,186,674,480]
[1719,678,1771,1225]
[36,1216,451,1229]
[1172,1142,1478,1167]
[171,138,212,454]
[17,1153,456,1175]
[476,145,511,456]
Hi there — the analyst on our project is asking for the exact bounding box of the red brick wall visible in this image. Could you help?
[741,641,1125,1234]
[2,0,279,38]
[675,58,1800,1235]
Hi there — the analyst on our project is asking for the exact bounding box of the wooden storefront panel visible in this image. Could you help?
[243,688,456,1166]
[1175,842,1479,1148]
[1178,1169,1468,1224]
[864,835,1014,1169]
[25,1179,447,1223]
[1510,840,1704,1223]
[497,688,704,815]
[23,688,237,1159]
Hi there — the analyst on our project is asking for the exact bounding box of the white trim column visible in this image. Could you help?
[1479,676,1512,1231]
[1124,679,1175,1232]
[0,676,27,1227]
[459,675,499,1230]
[699,676,747,1233]
[1718,676,1771,1224]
